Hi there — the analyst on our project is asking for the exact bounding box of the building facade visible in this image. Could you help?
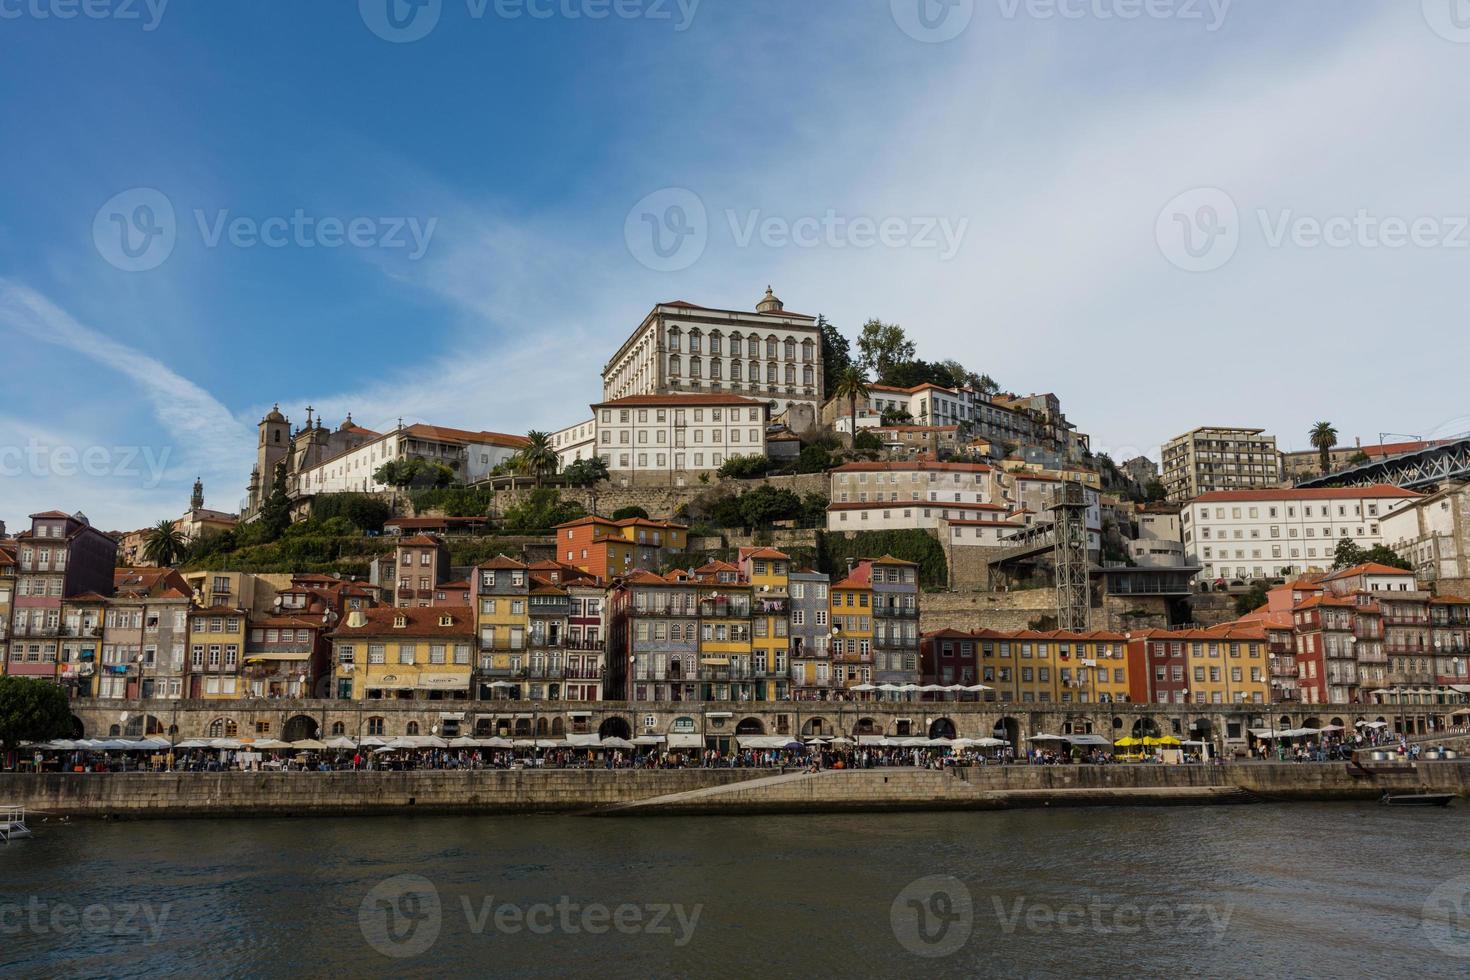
[7,511,118,682]
[591,393,770,483]
[1162,426,1281,502]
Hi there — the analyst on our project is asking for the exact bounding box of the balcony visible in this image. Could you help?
[564,638,603,651]
[875,606,919,619]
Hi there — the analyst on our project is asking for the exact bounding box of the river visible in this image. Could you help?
[3,804,1468,977]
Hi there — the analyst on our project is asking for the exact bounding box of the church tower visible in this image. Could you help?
[251,404,290,512]
[190,477,204,512]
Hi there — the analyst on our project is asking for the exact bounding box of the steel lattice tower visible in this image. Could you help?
[1049,481,1091,632]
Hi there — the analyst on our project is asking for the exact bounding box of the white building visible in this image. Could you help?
[592,393,769,484]
[294,424,527,496]
[601,288,823,423]
[551,418,597,470]
[1181,484,1422,583]
[826,461,1011,532]
[1380,482,1470,588]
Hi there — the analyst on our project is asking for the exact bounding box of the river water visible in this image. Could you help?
[3,803,1469,977]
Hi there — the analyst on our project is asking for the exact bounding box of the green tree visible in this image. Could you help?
[971,373,1000,397]
[880,406,914,426]
[856,318,916,381]
[0,676,72,754]
[563,456,609,488]
[738,485,804,527]
[1234,580,1272,616]
[611,505,650,521]
[796,444,833,474]
[831,365,870,442]
[342,495,391,533]
[718,454,773,480]
[818,314,851,396]
[258,462,293,541]
[853,430,882,454]
[514,430,559,487]
[1333,537,1411,571]
[142,519,186,567]
[502,489,586,532]
[1346,450,1370,467]
[1310,421,1339,475]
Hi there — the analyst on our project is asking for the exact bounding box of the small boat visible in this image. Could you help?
[1379,791,1455,807]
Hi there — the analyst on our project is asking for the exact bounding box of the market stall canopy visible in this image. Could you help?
[1064,734,1113,747]
[599,736,635,750]
[325,737,360,750]
[667,733,703,749]
[289,739,328,751]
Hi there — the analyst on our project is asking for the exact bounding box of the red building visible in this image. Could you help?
[7,511,117,682]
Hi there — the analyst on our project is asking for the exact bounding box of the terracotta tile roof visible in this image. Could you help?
[825,500,1007,512]
[1431,595,1470,605]
[332,605,474,638]
[397,534,445,547]
[870,554,918,566]
[592,393,769,409]
[439,580,469,591]
[249,614,324,629]
[1320,562,1415,581]
[191,605,247,616]
[1190,484,1420,503]
[476,555,527,570]
[741,548,790,560]
[874,425,960,433]
[29,510,73,520]
[402,424,530,449]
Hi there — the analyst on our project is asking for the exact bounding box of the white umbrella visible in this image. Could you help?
[358,736,388,747]
[965,684,992,692]
[419,735,449,749]
[449,736,481,748]
[1027,733,1066,742]
[600,736,635,750]
[211,738,243,750]
[851,683,877,692]
[830,736,855,746]
[973,737,1008,748]
[325,736,359,750]
[877,684,902,692]
[289,738,328,751]
[253,738,292,750]
[175,739,211,749]
[482,736,514,749]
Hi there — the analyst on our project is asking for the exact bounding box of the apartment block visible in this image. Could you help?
[1162,426,1281,502]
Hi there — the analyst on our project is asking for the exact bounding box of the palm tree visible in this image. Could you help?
[832,365,870,445]
[514,430,558,488]
[1309,421,1339,475]
[142,519,186,567]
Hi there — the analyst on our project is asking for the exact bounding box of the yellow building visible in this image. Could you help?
[741,548,792,701]
[470,556,530,700]
[692,561,756,700]
[332,606,474,701]
[187,606,247,699]
[1181,626,1270,705]
[967,630,1133,705]
[830,567,874,692]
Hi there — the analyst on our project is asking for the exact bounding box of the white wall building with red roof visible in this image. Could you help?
[1181,484,1422,583]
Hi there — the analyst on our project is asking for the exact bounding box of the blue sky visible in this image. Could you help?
[2,0,1469,530]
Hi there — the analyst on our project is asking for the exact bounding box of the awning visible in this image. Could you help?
[738,735,803,750]
[1450,685,1470,694]
[632,735,665,746]
[857,734,888,746]
[667,733,704,749]
[1065,734,1113,746]
[706,712,732,719]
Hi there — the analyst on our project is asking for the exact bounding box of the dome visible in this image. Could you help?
[264,403,286,423]
[755,285,784,314]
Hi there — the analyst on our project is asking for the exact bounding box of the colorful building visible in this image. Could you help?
[554,516,687,579]
[188,606,247,699]
[331,606,474,701]
[471,556,530,700]
[741,548,792,702]
[8,510,118,683]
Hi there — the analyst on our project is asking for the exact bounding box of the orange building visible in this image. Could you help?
[554,516,688,578]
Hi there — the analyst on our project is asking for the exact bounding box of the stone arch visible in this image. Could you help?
[1329,716,1345,729]
[1279,714,1293,729]
[330,721,346,736]
[283,715,319,742]
[993,716,1021,747]
[928,718,957,740]
[1130,716,1161,739]
[69,715,85,739]
[1192,718,1213,738]
[208,718,239,738]
[598,716,632,740]
[475,717,496,737]
[853,717,879,735]
[1303,716,1322,730]
[513,718,530,736]
[406,721,421,736]
[1111,716,1124,731]
[535,718,549,736]
[735,717,765,735]
[801,717,832,737]
[366,716,385,736]
[551,717,566,737]
[108,724,122,737]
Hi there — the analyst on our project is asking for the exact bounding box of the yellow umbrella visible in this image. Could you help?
[1114,736,1142,747]
[1146,735,1181,746]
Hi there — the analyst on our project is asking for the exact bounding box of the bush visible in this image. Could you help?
[611,506,650,521]
[818,529,947,588]
[718,454,774,480]
[502,489,586,532]
[409,485,497,518]
[796,445,833,474]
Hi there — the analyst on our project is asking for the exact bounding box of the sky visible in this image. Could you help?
[2,0,1469,532]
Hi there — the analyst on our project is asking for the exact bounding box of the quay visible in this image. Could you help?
[3,761,1469,820]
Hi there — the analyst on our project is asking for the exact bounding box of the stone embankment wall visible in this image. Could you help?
[8,762,1468,819]
[918,590,1059,633]
[488,473,829,522]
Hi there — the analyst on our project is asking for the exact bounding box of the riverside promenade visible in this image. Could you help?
[4,761,1469,819]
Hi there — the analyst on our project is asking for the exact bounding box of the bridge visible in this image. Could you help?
[1296,435,1470,491]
